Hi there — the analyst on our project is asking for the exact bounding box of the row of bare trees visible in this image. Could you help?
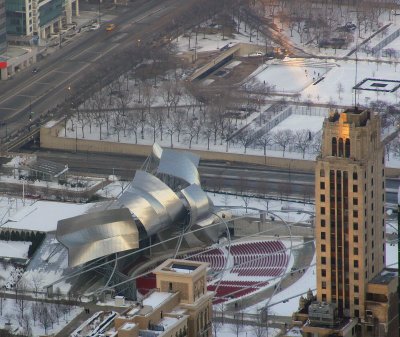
[1,297,73,336]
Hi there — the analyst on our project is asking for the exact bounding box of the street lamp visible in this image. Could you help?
[98,0,102,24]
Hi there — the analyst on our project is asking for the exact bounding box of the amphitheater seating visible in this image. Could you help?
[137,241,290,303]
[185,240,290,303]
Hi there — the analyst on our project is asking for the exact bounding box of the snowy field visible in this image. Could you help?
[269,114,325,134]
[0,240,29,259]
[3,200,91,232]
[300,60,400,106]
[254,59,331,93]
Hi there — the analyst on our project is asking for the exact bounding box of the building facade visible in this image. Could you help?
[301,108,398,337]
[0,0,6,53]
[5,0,79,42]
[113,259,214,337]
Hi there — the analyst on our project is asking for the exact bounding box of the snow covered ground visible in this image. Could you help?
[0,240,29,259]
[254,59,332,94]
[216,322,280,337]
[0,298,82,336]
[269,114,325,134]
[3,200,91,232]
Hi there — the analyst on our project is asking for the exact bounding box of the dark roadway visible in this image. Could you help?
[0,0,196,140]
[29,149,400,205]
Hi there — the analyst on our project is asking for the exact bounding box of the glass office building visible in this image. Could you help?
[5,0,26,35]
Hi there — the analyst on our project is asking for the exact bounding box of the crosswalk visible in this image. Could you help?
[275,58,337,69]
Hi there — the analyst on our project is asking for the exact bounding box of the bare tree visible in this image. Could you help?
[212,310,223,337]
[148,109,160,142]
[39,303,52,334]
[128,110,141,144]
[311,134,322,155]
[15,276,29,318]
[112,112,124,142]
[202,121,213,150]
[257,132,273,157]
[293,129,312,159]
[173,109,185,142]
[31,302,40,326]
[237,129,254,154]
[165,117,176,148]
[252,309,269,337]
[273,129,293,157]
[230,312,244,337]
[185,118,199,149]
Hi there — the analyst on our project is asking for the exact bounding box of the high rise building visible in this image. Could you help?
[299,108,398,337]
[0,0,6,53]
[5,0,79,42]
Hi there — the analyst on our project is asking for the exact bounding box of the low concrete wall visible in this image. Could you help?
[234,218,314,237]
[40,122,400,177]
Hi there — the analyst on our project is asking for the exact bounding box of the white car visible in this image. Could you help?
[90,23,100,31]
[249,51,263,57]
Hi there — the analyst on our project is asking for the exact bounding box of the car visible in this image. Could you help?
[106,23,116,31]
[32,67,39,73]
[249,51,263,57]
[90,23,100,31]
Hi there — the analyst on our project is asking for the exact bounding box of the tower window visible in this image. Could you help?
[321,244,326,252]
[338,138,344,157]
[353,185,358,192]
[332,137,337,156]
[345,138,350,158]
[320,169,325,177]
[320,182,325,189]
[321,232,326,240]
[353,172,357,180]
[320,195,325,202]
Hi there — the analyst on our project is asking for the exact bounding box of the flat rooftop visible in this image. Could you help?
[370,268,398,285]
[142,292,173,309]
[154,258,208,276]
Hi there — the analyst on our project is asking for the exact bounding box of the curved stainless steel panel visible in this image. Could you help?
[132,171,185,222]
[117,171,185,235]
[152,143,163,160]
[117,192,168,236]
[180,184,213,226]
[56,208,139,267]
[157,149,200,185]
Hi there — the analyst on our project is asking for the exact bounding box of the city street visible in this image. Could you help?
[24,149,400,204]
[0,0,196,141]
